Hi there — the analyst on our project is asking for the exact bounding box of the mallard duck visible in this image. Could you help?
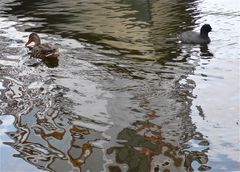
[179,24,212,44]
[25,32,59,59]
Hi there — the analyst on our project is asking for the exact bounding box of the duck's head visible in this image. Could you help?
[25,32,41,46]
[200,24,212,36]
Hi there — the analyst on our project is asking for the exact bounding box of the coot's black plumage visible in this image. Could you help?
[179,24,212,44]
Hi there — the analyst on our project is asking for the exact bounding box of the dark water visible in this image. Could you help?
[0,0,239,172]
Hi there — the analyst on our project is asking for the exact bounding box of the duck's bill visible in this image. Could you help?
[25,39,32,46]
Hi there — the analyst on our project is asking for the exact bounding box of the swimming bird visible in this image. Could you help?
[179,24,212,44]
[25,33,59,59]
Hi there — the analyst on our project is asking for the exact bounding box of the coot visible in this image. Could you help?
[179,24,212,44]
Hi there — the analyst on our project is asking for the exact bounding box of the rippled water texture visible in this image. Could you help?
[0,0,239,172]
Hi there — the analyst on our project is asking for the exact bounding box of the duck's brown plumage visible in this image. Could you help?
[25,33,59,59]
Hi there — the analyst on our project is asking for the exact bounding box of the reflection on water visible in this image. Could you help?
[3,0,200,60]
[0,0,239,171]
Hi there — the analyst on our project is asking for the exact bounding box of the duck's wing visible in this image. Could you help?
[41,43,58,54]
[29,43,59,59]
[41,43,59,58]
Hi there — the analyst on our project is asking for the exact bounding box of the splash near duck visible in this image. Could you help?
[25,33,59,59]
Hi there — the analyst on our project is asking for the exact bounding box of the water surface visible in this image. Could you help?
[0,0,239,172]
